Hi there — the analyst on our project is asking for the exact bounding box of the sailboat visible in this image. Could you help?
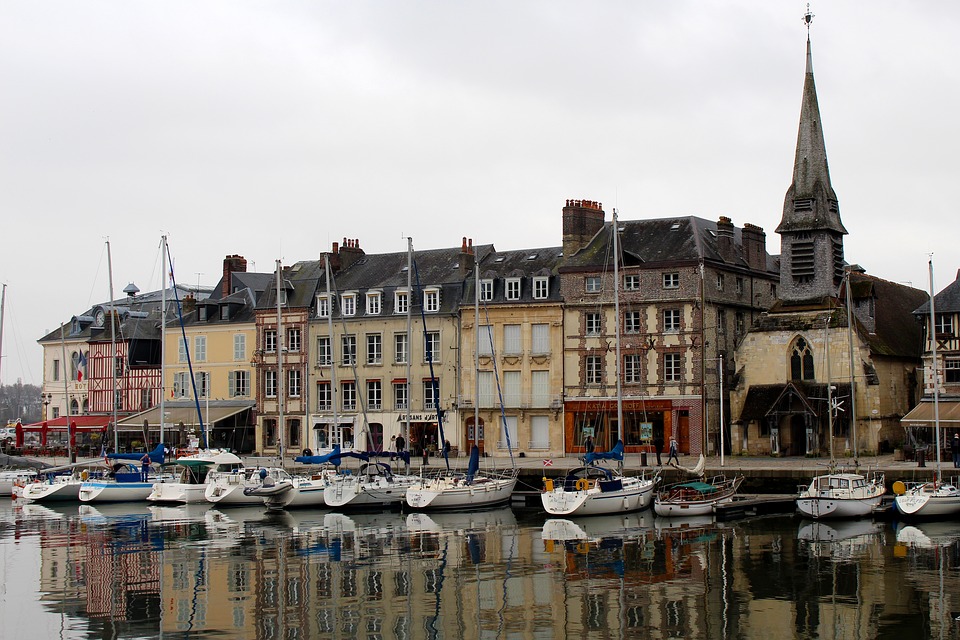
[405,262,519,510]
[542,210,659,516]
[797,282,885,519]
[894,259,960,518]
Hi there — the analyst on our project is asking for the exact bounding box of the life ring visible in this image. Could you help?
[575,478,590,491]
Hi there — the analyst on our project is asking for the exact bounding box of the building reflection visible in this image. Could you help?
[9,503,960,639]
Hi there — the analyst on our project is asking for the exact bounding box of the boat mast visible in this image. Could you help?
[107,240,119,452]
[844,270,859,464]
[0,283,5,385]
[405,237,413,469]
[612,209,623,453]
[928,257,943,483]
[824,314,834,465]
[276,259,285,468]
[324,256,339,452]
[59,323,73,462]
[474,263,480,453]
[159,236,167,448]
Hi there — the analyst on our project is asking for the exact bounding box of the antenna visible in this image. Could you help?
[803,3,815,32]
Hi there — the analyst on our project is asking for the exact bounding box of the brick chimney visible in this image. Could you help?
[459,237,476,278]
[222,255,248,298]
[182,293,197,315]
[717,216,736,263]
[741,223,767,272]
[562,199,605,258]
[336,238,365,272]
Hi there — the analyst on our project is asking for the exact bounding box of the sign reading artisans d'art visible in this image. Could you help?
[396,413,438,423]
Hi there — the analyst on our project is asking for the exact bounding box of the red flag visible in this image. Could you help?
[542,459,553,467]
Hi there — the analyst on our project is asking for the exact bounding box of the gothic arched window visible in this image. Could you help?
[790,337,815,381]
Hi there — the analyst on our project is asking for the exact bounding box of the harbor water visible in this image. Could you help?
[1,501,959,639]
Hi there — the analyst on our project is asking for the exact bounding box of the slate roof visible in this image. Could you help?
[561,216,778,274]
[464,246,565,305]
[256,260,325,311]
[913,268,960,315]
[851,272,927,359]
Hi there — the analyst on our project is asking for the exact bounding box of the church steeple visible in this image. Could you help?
[776,11,847,303]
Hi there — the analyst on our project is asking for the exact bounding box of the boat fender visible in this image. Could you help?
[892,480,906,495]
[81,470,89,481]
[575,478,590,491]
[543,478,554,492]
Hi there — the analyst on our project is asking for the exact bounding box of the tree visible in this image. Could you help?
[0,380,41,424]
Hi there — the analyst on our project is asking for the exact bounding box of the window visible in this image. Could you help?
[173,372,190,398]
[663,309,681,332]
[945,359,960,384]
[423,379,439,410]
[624,274,640,291]
[503,324,521,355]
[586,312,602,336]
[503,371,521,407]
[53,358,60,382]
[531,415,550,449]
[196,372,210,398]
[366,334,382,365]
[624,310,641,334]
[662,272,680,289]
[736,277,744,295]
[264,330,277,353]
[341,294,357,317]
[423,331,440,363]
[288,369,301,397]
[717,309,726,335]
[341,335,357,366]
[366,292,382,315]
[585,276,602,293]
[716,273,725,291]
[480,280,494,302]
[586,355,602,384]
[664,353,681,382]
[533,276,549,299]
[367,380,382,410]
[229,370,249,397]
[265,370,277,398]
[935,314,954,336]
[530,370,550,407]
[287,328,301,353]
[424,289,440,313]
[394,290,409,315]
[393,382,408,410]
[532,323,549,354]
[790,337,815,381]
[394,333,408,364]
[316,294,331,318]
[114,355,124,377]
[505,278,521,300]
[316,382,331,411]
[234,334,246,361]
[317,336,332,366]
[478,325,494,356]
[178,337,188,363]
[288,419,300,447]
[624,354,642,383]
[478,371,494,407]
[735,312,745,340]
[342,382,356,411]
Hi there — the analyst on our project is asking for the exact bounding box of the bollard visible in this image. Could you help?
[640,450,648,467]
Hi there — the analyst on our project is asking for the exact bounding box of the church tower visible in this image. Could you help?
[776,19,847,304]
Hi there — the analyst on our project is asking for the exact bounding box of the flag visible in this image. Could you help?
[542,459,553,467]
[77,351,87,381]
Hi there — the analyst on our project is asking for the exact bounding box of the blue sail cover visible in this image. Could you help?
[295,445,343,465]
[465,445,480,485]
[107,443,166,465]
[584,440,624,465]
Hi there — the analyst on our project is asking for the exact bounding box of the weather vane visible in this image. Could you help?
[803,3,815,33]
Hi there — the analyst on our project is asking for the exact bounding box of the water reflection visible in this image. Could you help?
[2,501,960,639]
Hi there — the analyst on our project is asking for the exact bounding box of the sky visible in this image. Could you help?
[2,1,959,387]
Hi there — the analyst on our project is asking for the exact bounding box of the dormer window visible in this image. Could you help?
[480,279,494,302]
[506,278,521,301]
[220,305,230,321]
[198,306,208,321]
[424,288,440,313]
[341,293,357,317]
[316,294,331,318]
[279,289,288,306]
[366,291,382,316]
[394,290,409,315]
[533,276,549,299]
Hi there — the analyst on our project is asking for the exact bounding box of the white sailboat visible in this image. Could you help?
[542,209,659,516]
[797,283,885,519]
[405,261,518,510]
[148,449,244,504]
[894,258,960,518]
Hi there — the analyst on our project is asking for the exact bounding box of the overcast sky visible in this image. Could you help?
[2,1,958,388]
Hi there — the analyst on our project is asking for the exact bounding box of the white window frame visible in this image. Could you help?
[623,274,640,291]
[229,370,249,397]
[316,382,332,411]
[265,370,277,398]
[530,415,550,449]
[624,354,642,383]
[394,290,409,315]
[287,328,301,353]
[317,336,332,366]
[503,324,522,355]
[394,333,408,364]
[341,293,357,317]
[341,335,357,366]
[533,276,549,299]
[505,278,521,301]
[478,371,494,407]
[663,272,680,289]
[586,355,602,385]
[624,310,641,334]
[264,329,277,353]
[366,291,382,316]
[366,333,382,365]
[585,312,601,336]
[531,370,550,407]
[423,331,440,364]
[316,294,331,318]
[664,309,681,332]
[234,333,246,361]
[342,382,357,411]
[424,288,440,313]
[393,382,408,410]
[423,379,439,410]
[366,380,382,410]
[503,371,521,407]
[664,353,682,382]
[480,279,494,302]
[531,323,550,355]
[288,369,301,398]
[585,276,602,293]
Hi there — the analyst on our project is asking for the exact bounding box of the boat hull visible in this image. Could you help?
[895,483,960,518]
[541,476,656,517]
[79,481,155,503]
[654,475,743,518]
[20,479,83,502]
[406,474,517,510]
[796,473,886,519]
[148,482,209,504]
[261,478,328,510]
[324,476,419,509]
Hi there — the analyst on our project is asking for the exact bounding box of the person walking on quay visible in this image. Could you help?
[585,435,595,454]
[667,437,680,466]
[653,434,664,466]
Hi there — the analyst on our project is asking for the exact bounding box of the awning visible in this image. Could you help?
[117,402,255,431]
[900,401,960,427]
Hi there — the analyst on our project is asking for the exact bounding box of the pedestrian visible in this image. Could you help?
[584,435,595,454]
[653,434,664,466]
[953,433,960,468]
[140,453,150,482]
[396,434,406,453]
[442,439,450,457]
[667,436,680,465]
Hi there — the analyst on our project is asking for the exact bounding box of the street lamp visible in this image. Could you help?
[41,393,52,420]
